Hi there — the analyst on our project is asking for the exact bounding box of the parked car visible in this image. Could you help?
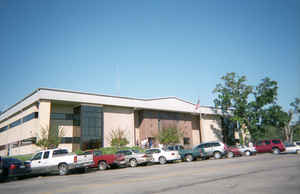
[283,143,300,154]
[197,141,228,159]
[84,150,127,170]
[115,149,152,167]
[145,148,181,164]
[255,139,285,154]
[226,146,243,158]
[28,148,94,176]
[167,145,185,151]
[0,156,31,181]
[232,145,257,156]
[178,145,207,162]
[295,141,300,146]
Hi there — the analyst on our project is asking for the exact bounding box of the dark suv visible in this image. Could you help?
[255,139,285,154]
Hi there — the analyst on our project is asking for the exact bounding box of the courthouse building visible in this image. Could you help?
[0,88,224,156]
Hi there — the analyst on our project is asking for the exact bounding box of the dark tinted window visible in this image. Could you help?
[183,137,190,145]
[94,151,102,156]
[0,126,8,133]
[145,150,152,154]
[53,149,68,156]
[50,113,73,120]
[23,112,38,123]
[32,152,42,160]
[265,140,271,145]
[272,140,281,144]
[43,151,50,159]
[167,146,174,151]
[150,149,160,154]
[9,119,21,128]
[256,141,263,146]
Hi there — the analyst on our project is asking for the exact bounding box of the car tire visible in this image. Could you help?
[272,148,280,155]
[227,151,234,158]
[58,163,68,176]
[245,150,251,156]
[98,161,107,171]
[129,159,138,167]
[185,154,193,162]
[159,156,167,165]
[214,151,222,159]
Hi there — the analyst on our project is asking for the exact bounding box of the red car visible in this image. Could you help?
[255,139,285,154]
[85,150,127,170]
[226,146,243,158]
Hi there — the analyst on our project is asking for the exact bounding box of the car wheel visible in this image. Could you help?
[296,150,300,155]
[272,148,280,155]
[227,151,234,158]
[159,156,167,165]
[98,161,107,171]
[185,154,193,162]
[245,150,251,156]
[214,152,222,159]
[129,159,138,167]
[58,163,68,176]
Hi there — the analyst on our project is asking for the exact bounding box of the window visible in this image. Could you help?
[53,149,68,156]
[50,113,73,120]
[256,141,263,146]
[23,112,38,123]
[151,149,161,154]
[20,137,37,146]
[0,145,6,151]
[272,140,281,144]
[9,119,21,128]
[32,152,42,160]
[183,137,190,145]
[43,151,50,159]
[61,137,73,144]
[0,126,8,133]
[94,151,102,156]
[265,140,271,145]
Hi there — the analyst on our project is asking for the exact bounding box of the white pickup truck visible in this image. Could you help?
[28,148,94,175]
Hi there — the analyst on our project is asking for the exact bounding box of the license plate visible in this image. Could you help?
[20,165,25,168]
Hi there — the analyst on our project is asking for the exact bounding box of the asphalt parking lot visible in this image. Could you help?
[1,154,300,194]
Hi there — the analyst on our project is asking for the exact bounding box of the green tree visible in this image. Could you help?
[247,78,279,140]
[156,126,183,145]
[108,128,129,148]
[213,72,252,145]
[36,125,64,149]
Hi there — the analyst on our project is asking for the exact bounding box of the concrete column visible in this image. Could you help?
[38,100,51,137]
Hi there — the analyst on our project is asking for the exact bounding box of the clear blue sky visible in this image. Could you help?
[0,0,299,111]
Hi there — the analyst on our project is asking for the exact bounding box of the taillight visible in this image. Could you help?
[74,156,78,163]
[10,164,16,170]
[143,154,147,158]
[171,153,175,155]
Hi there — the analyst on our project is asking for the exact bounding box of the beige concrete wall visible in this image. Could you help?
[10,144,41,156]
[0,104,39,156]
[51,103,74,137]
[192,129,200,145]
[38,100,51,137]
[103,106,134,147]
[201,114,223,142]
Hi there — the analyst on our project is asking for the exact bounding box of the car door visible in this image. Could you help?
[255,141,264,153]
[264,140,272,152]
[30,152,44,174]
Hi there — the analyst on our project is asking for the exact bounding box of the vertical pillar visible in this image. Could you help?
[38,100,51,137]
